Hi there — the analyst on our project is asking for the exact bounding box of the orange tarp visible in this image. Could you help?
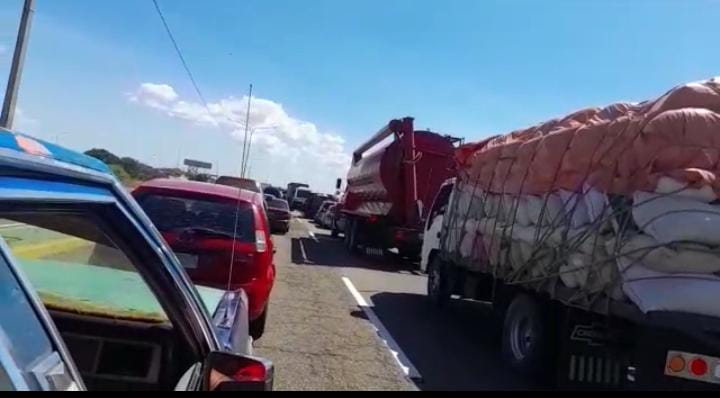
[459,78,720,195]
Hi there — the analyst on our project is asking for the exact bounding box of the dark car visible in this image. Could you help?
[306,194,335,219]
[266,197,291,234]
[0,129,272,391]
[133,179,276,341]
[263,186,283,199]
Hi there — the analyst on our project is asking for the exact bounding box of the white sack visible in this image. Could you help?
[633,192,720,245]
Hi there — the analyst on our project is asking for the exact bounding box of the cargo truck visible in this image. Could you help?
[421,78,720,390]
[338,117,460,259]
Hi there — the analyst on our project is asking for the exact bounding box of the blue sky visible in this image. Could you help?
[0,0,718,191]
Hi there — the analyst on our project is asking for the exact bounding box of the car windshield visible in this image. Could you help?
[268,198,289,211]
[137,194,255,242]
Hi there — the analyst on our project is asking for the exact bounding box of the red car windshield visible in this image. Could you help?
[138,194,255,243]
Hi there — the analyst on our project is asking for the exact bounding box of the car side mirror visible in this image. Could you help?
[203,351,273,391]
[336,178,342,190]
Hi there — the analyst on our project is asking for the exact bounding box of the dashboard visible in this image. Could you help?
[50,311,189,391]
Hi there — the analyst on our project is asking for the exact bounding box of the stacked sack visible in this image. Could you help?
[449,77,720,317]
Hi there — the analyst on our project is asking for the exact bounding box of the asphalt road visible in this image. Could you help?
[255,215,539,391]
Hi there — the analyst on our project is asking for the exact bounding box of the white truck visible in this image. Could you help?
[420,78,720,390]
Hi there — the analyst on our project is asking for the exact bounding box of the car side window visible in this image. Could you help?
[0,246,71,391]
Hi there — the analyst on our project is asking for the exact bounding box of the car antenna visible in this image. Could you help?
[227,84,253,291]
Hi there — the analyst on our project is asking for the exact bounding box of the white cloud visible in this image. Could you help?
[128,82,351,191]
[128,83,179,109]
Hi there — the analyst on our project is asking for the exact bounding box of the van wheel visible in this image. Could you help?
[427,257,450,308]
[250,306,268,341]
[501,294,553,377]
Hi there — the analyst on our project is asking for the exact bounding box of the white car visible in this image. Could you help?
[321,204,337,229]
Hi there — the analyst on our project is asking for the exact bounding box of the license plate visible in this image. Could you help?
[176,253,199,269]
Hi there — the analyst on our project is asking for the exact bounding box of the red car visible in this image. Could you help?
[133,179,275,340]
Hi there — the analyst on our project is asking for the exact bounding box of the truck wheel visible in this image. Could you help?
[250,306,268,341]
[345,219,361,254]
[501,294,553,377]
[344,219,353,249]
[427,257,450,308]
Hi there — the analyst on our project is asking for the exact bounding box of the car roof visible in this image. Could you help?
[136,178,261,204]
[0,129,111,174]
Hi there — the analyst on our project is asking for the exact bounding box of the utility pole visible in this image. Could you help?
[0,0,35,129]
[240,84,253,178]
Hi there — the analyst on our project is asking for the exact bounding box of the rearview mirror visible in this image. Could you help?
[203,351,273,391]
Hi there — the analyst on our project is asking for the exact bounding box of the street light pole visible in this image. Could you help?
[0,0,35,129]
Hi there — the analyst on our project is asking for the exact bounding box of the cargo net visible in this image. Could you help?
[442,77,720,318]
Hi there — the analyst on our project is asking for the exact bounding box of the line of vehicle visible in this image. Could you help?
[341,276,422,385]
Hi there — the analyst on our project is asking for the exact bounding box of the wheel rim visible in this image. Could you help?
[509,316,535,361]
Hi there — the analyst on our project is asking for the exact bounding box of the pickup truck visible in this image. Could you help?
[0,129,272,391]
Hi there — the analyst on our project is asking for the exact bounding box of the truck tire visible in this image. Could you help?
[427,256,450,308]
[501,294,554,378]
[345,219,361,254]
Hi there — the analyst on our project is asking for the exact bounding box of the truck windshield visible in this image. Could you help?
[137,194,255,243]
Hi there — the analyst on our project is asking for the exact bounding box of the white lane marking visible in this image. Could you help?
[296,218,319,242]
[307,230,318,242]
[298,238,312,264]
[341,276,422,382]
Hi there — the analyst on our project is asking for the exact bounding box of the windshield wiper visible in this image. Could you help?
[175,227,237,240]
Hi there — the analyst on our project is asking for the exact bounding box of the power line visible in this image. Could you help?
[151,0,211,111]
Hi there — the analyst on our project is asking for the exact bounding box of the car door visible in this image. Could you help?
[0,238,83,391]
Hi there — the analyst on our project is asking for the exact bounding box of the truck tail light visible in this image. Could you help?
[665,351,720,384]
[667,355,685,373]
[255,230,267,253]
[691,357,709,376]
[368,215,378,224]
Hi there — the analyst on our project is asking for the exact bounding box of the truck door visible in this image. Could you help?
[0,238,83,391]
[420,180,455,272]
